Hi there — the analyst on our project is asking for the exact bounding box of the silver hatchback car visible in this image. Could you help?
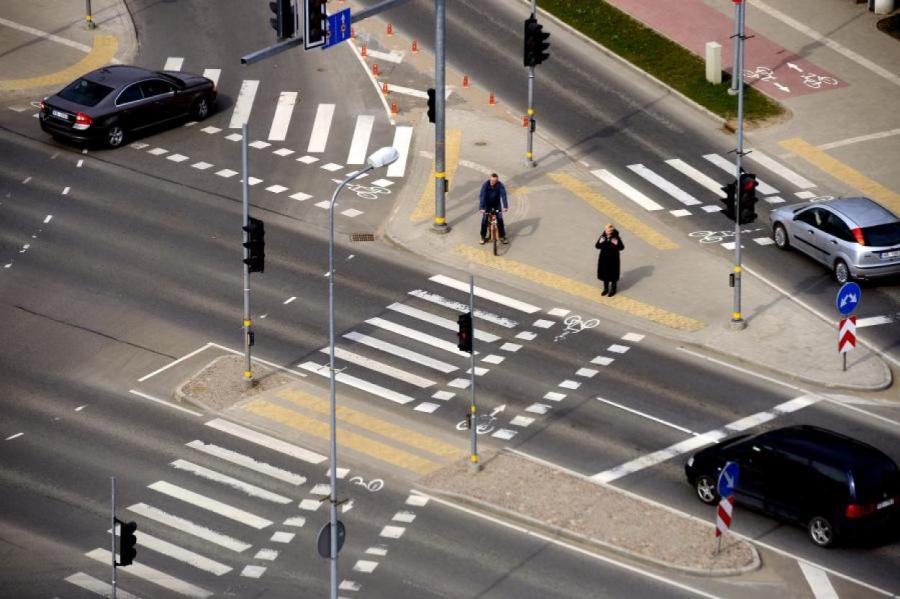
[770,197,900,283]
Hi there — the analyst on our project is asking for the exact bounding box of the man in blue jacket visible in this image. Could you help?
[479,173,509,244]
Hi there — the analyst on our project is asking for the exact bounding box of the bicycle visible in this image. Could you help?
[485,208,502,256]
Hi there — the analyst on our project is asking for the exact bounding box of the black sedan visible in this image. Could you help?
[39,65,216,148]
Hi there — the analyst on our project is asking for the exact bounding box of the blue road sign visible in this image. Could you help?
[323,8,351,49]
[836,282,861,316]
[717,461,740,498]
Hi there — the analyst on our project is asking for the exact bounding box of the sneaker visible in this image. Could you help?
[500,237,509,244]
[479,238,486,245]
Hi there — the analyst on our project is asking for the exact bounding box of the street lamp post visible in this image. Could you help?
[326,146,399,599]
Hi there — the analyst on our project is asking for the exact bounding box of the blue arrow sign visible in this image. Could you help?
[323,8,351,49]
[836,282,861,316]
[717,461,740,498]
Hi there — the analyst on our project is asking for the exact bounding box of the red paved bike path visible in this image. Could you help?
[604,0,847,98]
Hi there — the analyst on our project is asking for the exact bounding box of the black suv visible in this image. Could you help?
[684,425,898,547]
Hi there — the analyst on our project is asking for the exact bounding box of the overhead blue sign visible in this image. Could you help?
[717,461,740,498]
[836,282,861,316]
[323,8,351,49]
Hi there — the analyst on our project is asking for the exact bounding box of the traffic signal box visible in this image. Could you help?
[116,519,138,566]
[427,88,436,123]
[457,312,473,353]
[720,173,758,224]
[523,17,550,67]
[269,0,295,39]
[243,217,266,273]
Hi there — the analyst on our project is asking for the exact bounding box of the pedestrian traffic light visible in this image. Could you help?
[721,180,737,221]
[523,16,550,67]
[269,0,295,40]
[457,312,473,353]
[738,173,758,224]
[116,519,137,567]
[426,88,436,124]
[304,0,327,49]
[243,217,266,273]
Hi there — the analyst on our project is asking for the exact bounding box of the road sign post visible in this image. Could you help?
[839,316,857,371]
[836,282,861,372]
[715,462,739,553]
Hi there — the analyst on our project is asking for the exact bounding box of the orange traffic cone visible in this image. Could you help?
[462,75,470,88]
[350,27,356,39]
[411,40,418,53]
[382,82,389,95]
[372,63,380,77]
[391,102,398,115]
[387,23,393,36]
[361,44,367,57]
[488,92,496,106]
[522,115,529,127]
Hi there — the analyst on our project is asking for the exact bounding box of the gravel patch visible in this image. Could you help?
[175,355,297,411]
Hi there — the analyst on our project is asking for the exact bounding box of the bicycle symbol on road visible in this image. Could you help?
[349,475,384,492]
[743,66,777,82]
[800,72,838,89]
[455,405,505,435]
[554,314,600,342]
[345,184,391,200]
[689,229,764,244]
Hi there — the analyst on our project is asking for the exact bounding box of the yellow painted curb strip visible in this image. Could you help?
[455,245,704,332]
[276,388,463,459]
[242,398,443,475]
[411,129,462,223]
[779,138,900,215]
[549,171,679,250]
[0,35,118,92]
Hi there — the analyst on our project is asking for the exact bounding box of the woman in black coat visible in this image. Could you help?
[595,223,624,297]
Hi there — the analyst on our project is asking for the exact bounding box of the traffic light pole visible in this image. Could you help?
[731,0,747,330]
[242,123,254,384]
[525,0,536,167]
[468,275,478,470]
[110,476,116,599]
[433,0,449,233]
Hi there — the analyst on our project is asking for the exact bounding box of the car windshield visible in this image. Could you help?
[58,78,114,107]
[853,460,899,503]
[861,222,900,247]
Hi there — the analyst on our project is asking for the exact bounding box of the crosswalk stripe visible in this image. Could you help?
[86,548,212,598]
[201,68,221,87]
[127,503,251,552]
[627,163,701,206]
[703,153,779,195]
[185,440,306,485]
[429,274,541,314]
[592,169,664,211]
[300,361,416,404]
[170,459,292,504]
[665,158,726,198]
[747,149,816,189]
[386,126,413,177]
[366,317,474,357]
[387,302,501,342]
[307,103,335,152]
[229,80,259,128]
[163,57,184,71]
[268,91,298,141]
[205,418,327,464]
[408,289,518,328]
[110,527,231,575]
[799,562,839,599]
[148,481,273,529]
[319,347,436,388]
[347,115,375,164]
[66,572,142,599]
[343,331,458,373]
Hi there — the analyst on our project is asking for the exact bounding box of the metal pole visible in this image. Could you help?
[731,0,746,330]
[728,0,739,94]
[842,351,847,372]
[468,276,478,469]
[111,476,116,599]
[433,0,449,232]
[242,123,253,385]
[526,0,536,166]
[86,0,96,29]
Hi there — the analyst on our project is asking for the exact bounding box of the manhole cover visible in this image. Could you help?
[351,233,375,242]
[474,141,488,146]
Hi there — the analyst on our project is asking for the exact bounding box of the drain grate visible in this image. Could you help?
[350,233,375,242]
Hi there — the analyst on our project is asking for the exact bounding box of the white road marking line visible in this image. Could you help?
[372,177,394,187]
[283,296,296,304]
[511,415,536,426]
[249,140,271,149]
[354,559,379,573]
[297,155,319,164]
[467,366,489,376]
[387,302,500,342]
[5,432,23,441]
[200,125,221,134]
[670,209,691,217]
[320,347,436,388]
[75,404,86,411]
[366,545,389,556]
[128,389,203,416]
[307,103,335,152]
[622,332,644,342]
[76,159,84,167]
[22,176,31,183]
[170,459,291,504]
[795,190,817,199]
[61,186,71,195]
[592,169,663,211]
[516,331,537,341]
[290,191,312,202]
[315,201,331,209]
[241,565,266,578]
[44,214,53,223]
[112,527,231,575]
[799,562,839,599]
[393,510,417,523]
[720,242,740,251]
[754,237,775,246]
[430,274,540,313]
[273,147,295,156]
[367,47,405,63]
[201,68,221,87]
[321,162,343,171]
[386,126,413,177]
[66,572,142,599]
[299,499,321,511]
[764,196,785,204]
[746,149,815,188]
[191,161,214,170]
[819,127,900,151]
[229,80,259,128]
[147,147,168,155]
[856,315,894,327]
[311,483,331,495]
[408,289,518,328]
[492,428,517,440]
[544,391,566,401]
[344,331,458,373]
[380,82,428,98]
[433,390,455,401]
[347,115,375,164]
[724,411,776,432]
[148,481,273,529]
[167,153,189,163]
[607,344,630,353]
[255,548,279,560]
[558,380,580,389]
[665,158,726,198]
[86,548,212,598]
[380,525,406,539]
[500,342,522,352]
[340,580,362,591]
[284,516,306,527]
[628,163,701,206]
[225,133,242,141]
[342,208,363,217]
[525,403,550,415]
[576,368,598,378]
[548,307,570,317]
[300,361,416,405]
[163,56,184,71]
[448,378,470,389]
[703,153,778,195]
[268,91,298,141]
[137,343,213,382]
[532,318,555,328]
[406,493,430,506]
[271,531,296,543]
[702,204,723,212]
[246,176,263,185]
[205,418,327,464]
[216,168,238,178]
[596,396,696,435]
[367,316,475,357]
[482,354,505,364]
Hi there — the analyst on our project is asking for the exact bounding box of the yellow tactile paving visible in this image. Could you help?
[275,388,463,459]
[455,245,705,332]
[0,35,118,92]
[549,171,679,250]
[780,137,900,215]
[411,129,462,223]
[242,398,444,475]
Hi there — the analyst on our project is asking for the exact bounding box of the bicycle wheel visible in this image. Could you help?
[493,232,498,256]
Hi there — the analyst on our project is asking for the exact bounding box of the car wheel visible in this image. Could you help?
[695,475,719,505]
[106,125,125,148]
[808,515,837,547]
[834,259,850,284]
[773,223,789,250]
[191,96,211,121]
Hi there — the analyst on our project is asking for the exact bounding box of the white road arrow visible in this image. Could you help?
[787,62,803,73]
[490,404,506,417]
[774,82,791,93]
[342,499,354,513]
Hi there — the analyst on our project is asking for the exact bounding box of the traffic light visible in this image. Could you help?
[426,88,436,123]
[243,217,266,273]
[457,312,473,353]
[269,0,295,40]
[116,519,137,566]
[721,181,736,221]
[738,173,758,224]
[304,0,327,49]
[523,17,550,67]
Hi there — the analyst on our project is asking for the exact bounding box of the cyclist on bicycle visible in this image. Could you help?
[479,173,509,245]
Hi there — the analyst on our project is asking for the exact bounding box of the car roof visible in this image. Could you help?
[760,425,894,469]
[82,65,159,88]
[821,197,897,228]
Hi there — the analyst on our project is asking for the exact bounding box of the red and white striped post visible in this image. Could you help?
[715,495,734,553]
[838,316,857,372]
